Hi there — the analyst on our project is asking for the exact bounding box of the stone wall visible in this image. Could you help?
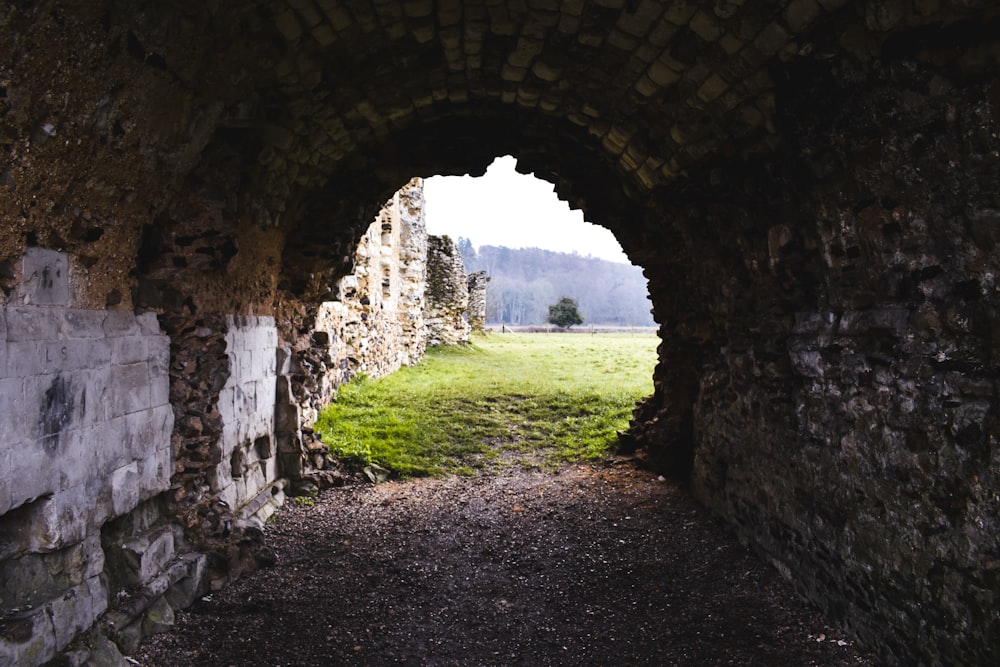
[314,179,427,389]
[629,57,1000,666]
[284,179,430,484]
[215,317,280,523]
[424,236,471,347]
[466,272,490,333]
[0,250,174,665]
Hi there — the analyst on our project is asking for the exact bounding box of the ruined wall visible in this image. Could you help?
[631,55,1000,666]
[466,271,490,333]
[215,317,280,523]
[284,180,429,485]
[314,179,427,389]
[0,250,175,664]
[424,236,471,347]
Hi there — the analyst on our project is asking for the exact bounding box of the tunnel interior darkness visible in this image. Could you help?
[1,1,999,664]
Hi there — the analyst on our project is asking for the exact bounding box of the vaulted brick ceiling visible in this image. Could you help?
[0,0,994,301]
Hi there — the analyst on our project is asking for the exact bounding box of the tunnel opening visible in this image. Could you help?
[301,158,660,479]
[1,0,998,664]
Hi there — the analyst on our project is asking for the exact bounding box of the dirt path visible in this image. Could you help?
[134,463,875,666]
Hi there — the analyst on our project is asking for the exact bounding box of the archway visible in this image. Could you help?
[0,1,997,664]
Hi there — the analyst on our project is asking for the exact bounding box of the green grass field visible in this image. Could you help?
[315,332,658,477]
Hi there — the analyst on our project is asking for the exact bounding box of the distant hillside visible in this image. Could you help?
[458,240,655,326]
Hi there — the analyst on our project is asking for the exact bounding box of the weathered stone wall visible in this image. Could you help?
[314,178,427,389]
[283,180,429,485]
[466,271,490,333]
[216,317,280,523]
[397,182,430,365]
[0,250,174,665]
[425,236,471,346]
[630,54,1000,665]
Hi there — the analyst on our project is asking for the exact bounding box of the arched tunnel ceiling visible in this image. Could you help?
[1,0,997,304]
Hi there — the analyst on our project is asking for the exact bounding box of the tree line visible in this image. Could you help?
[457,240,655,327]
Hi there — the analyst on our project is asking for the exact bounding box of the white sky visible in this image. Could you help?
[423,156,630,264]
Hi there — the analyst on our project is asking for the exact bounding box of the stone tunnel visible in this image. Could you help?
[1,0,998,664]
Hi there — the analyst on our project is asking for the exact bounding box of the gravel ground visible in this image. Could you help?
[133,461,876,666]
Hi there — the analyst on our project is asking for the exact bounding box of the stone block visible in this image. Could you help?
[119,525,176,587]
[135,312,161,337]
[17,248,70,306]
[784,0,820,33]
[101,311,140,338]
[663,0,698,25]
[112,336,148,365]
[164,553,210,610]
[274,8,303,41]
[258,346,278,378]
[243,465,266,502]
[136,445,172,503]
[0,606,57,665]
[7,438,58,514]
[23,338,111,375]
[49,576,108,650]
[4,307,61,343]
[218,481,239,512]
[122,405,172,463]
[62,310,106,339]
[149,364,170,409]
[56,427,110,503]
[275,346,294,375]
[507,37,543,68]
[142,595,175,637]
[81,367,113,426]
[147,332,169,365]
[110,462,140,518]
[0,448,12,517]
[110,362,152,417]
[262,454,278,483]
[753,22,791,57]
[0,377,26,446]
[689,10,723,42]
[5,341,43,377]
[0,537,104,614]
[240,348,257,384]
[42,488,97,553]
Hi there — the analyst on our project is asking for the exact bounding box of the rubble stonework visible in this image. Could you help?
[0,1,998,664]
[286,180,430,478]
[424,236,471,346]
[466,272,490,333]
[315,179,427,388]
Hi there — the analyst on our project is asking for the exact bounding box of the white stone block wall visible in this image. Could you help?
[213,315,279,516]
[0,251,174,665]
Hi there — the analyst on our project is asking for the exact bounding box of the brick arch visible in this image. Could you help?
[278,111,646,297]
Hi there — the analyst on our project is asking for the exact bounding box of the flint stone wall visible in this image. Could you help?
[315,179,427,391]
[425,236,471,346]
[466,272,490,333]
